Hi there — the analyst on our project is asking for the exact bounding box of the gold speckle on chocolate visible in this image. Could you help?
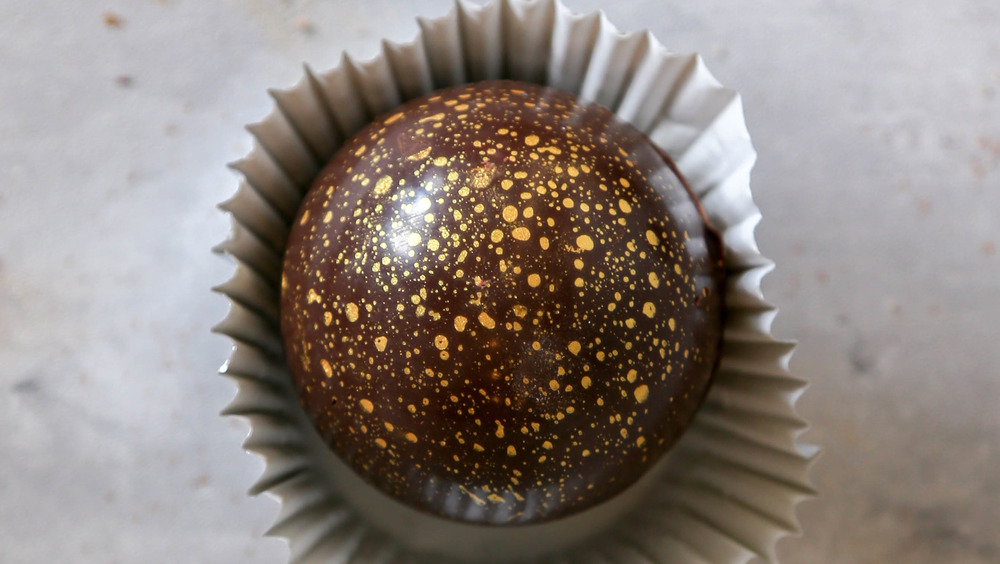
[634,384,650,404]
[374,175,393,197]
[511,226,531,241]
[344,302,359,322]
[280,80,725,526]
[478,311,496,329]
[645,229,660,246]
[501,205,518,223]
[359,398,374,414]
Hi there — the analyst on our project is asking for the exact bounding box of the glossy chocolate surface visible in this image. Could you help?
[280,81,725,525]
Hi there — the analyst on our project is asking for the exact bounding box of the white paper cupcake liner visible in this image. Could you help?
[213,1,818,562]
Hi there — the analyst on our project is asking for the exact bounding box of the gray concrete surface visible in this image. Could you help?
[1,1,998,562]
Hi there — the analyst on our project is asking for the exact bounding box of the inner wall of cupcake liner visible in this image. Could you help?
[217,1,815,563]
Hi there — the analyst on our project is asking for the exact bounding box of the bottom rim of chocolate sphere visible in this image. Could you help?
[300,423,680,562]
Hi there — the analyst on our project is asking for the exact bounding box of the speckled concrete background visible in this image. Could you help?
[1,1,997,563]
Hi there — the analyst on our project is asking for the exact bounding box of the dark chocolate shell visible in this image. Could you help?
[280,80,724,525]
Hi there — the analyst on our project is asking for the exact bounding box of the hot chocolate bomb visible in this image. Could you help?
[280,81,725,525]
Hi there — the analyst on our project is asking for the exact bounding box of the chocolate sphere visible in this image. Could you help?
[280,81,724,525]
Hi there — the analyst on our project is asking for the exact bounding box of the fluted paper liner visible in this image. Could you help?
[213,1,818,562]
